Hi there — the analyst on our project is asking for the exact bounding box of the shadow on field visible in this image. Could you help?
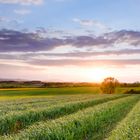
[124,89,140,94]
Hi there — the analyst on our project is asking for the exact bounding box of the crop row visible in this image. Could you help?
[0,94,95,106]
[0,94,107,107]
[0,94,117,117]
[0,94,104,106]
[107,99,140,140]
[2,95,139,140]
[0,94,105,115]
[0,94,126,135]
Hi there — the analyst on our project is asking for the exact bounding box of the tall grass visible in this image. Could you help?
[0,94,125,135]
[107,100,140,140]
[0,94,104,116]
[2,95,139,140]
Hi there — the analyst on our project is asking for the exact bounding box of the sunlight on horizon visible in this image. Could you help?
[86,68,111,82]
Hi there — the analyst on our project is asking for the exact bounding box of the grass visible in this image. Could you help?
[116,87,140,94]
[2,95,139,140]
[0,94,126,135]
[0,86,140,96]
[107,100,140,140]
[0,87,139,140]
[0,87,100,96]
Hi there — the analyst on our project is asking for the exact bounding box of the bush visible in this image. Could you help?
[100,77,119,94]
[124,89,140,94]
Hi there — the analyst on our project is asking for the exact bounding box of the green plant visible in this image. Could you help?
[107,100,140,140]
[2,96,139,140]
[101,77,119,94]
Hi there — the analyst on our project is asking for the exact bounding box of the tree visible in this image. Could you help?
[100,77,119,94]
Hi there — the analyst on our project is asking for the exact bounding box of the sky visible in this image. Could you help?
[0,0,140,82]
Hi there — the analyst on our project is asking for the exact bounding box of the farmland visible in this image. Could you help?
[0,87,139,140]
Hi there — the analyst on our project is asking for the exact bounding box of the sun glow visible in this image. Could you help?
[86,68,111,82]
[40,66,112,82]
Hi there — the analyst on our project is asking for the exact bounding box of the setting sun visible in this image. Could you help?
[0,0,140,139]
[86,68,110,82]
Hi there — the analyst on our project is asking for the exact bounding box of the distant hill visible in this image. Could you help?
[0,78,25,81]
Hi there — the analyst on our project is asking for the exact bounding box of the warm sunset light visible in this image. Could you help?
[0,0,139,82]
[0,1,140,140]
[86,68,110,82]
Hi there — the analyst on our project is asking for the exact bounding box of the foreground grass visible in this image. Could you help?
[0,95,104,113]
[2,95,139,140]
[0,87,139,140]
[107,100,140,140]
[0,94,126,135]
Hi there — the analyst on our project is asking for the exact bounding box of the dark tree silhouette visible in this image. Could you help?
[100,77,119,94]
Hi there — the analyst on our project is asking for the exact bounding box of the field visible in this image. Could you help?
[0,87,140,140]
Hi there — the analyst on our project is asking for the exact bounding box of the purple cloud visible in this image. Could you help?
[0,29,140,53]
[27,59,140,67]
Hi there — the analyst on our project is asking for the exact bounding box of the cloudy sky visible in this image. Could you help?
[0,0,140,82]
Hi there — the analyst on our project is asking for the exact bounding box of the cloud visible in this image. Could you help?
[0,30,102,52]
[14,9,31,15]
[0,17,23,29]
[0,29,64,52]
[73,18,109,30]
[0,28,140,69]
[0,17,9,22]
[0,29,140,53]
[0,0,43,5]
[0,49,140,67]
[105,30,140,47]
[36,49,140,58]
[1,49,140,61]
[27,59,140,67]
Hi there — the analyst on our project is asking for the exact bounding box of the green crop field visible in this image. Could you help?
[0,87,139,140]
